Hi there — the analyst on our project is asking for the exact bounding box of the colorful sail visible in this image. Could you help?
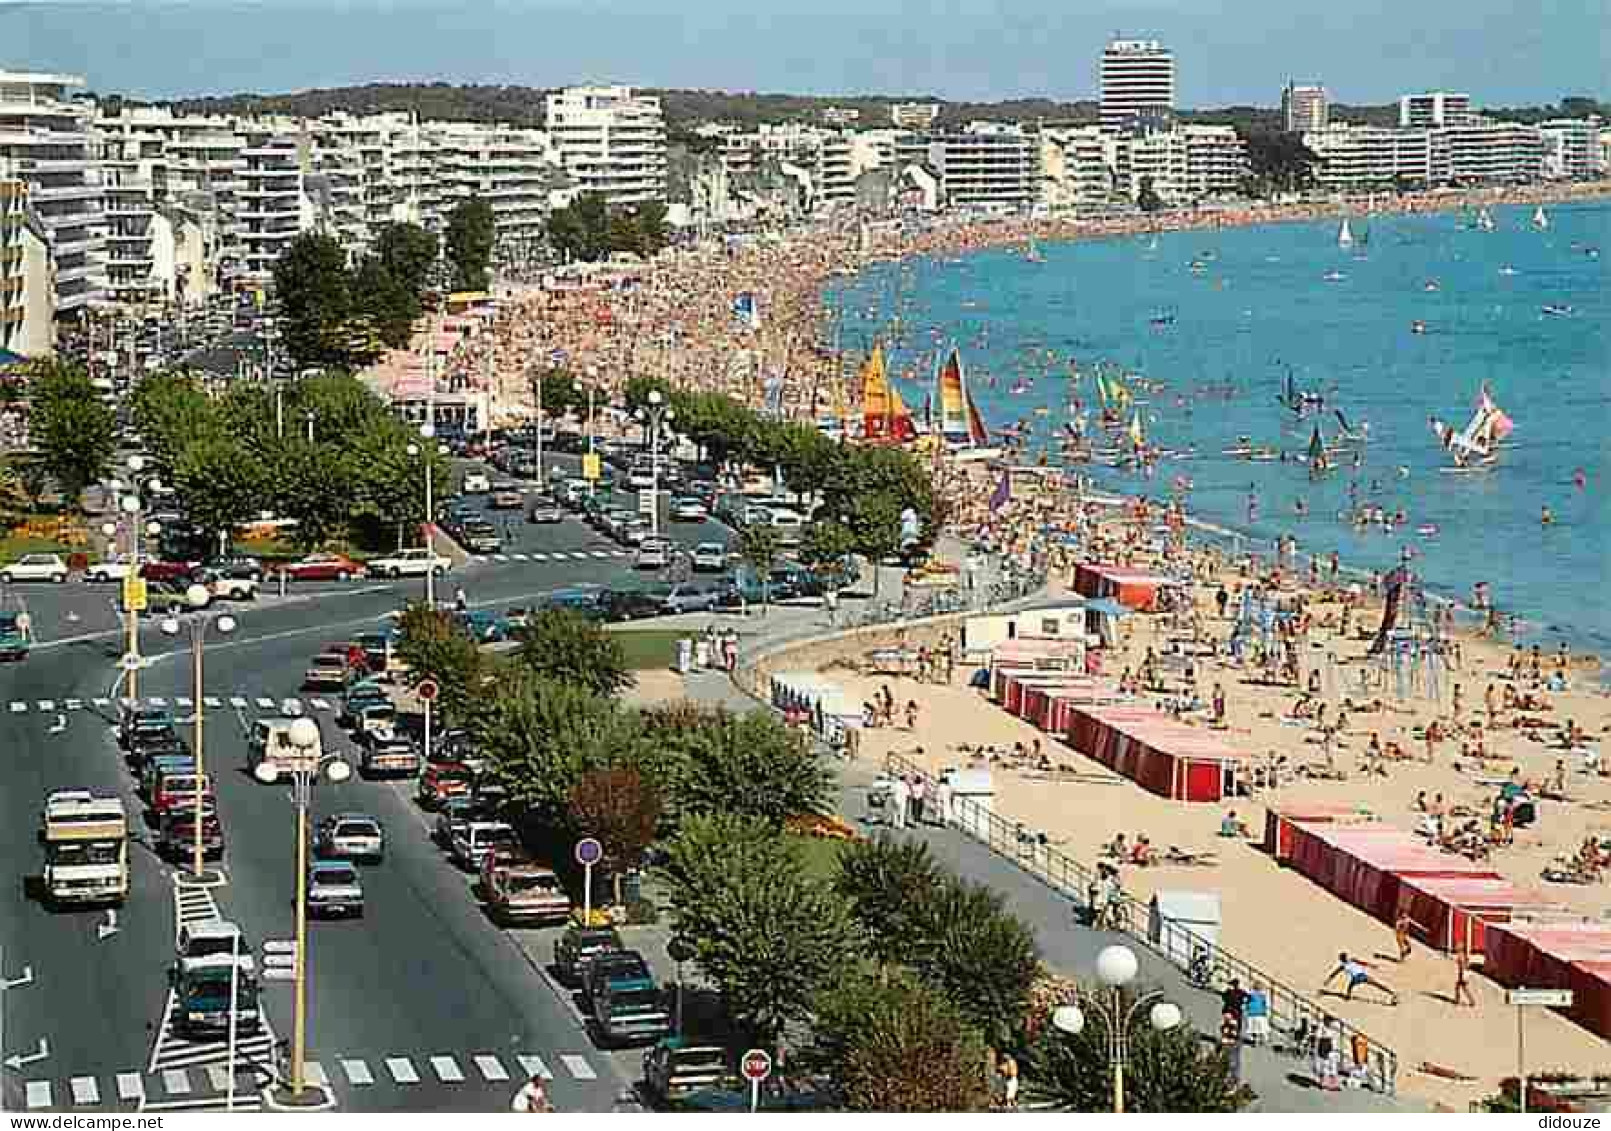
[887,381,917,443]
[1307,425,1325,462]
[1128,409,1146,449]
[936,347,969,439]
[966,394,990,446]
[859,344,891,439]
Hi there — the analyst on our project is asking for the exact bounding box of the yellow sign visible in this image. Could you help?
[582,454,601,481]
[122,576,148,613]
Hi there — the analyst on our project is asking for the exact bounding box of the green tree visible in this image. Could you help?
[352,253,420,349]
[545,192,611,263]
[371,221,438,298]
[395,603,491,722]
[1136,174,1166,212]
[811,967,992,1112]
[648,706,832,827]
[834,836,946,966]
[535,367,583,421]
[622,374,671,417]
[1025,987,1254,1112]
[737,522,781,612]
[470,671,656,818]
[513,608,634,696]
[567,766,662,903]
[27,363,114,508]
[170,434,265,549]
[130,371,217,469]
[274,232,356,367]
[661,813,858,1042]
[798,519,857,585]
[444,197,496,291]
[910,876,1041,1046]
[269,440,355,550]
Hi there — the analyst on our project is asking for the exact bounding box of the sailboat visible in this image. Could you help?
[858,343,916,444]
[1531,205,1549,231]
[1337,218,1355,249]
[934,346,1000,460]
[1430,383,1514,470]
[1307,424,1333,478]
[1277,370,1323,416]
[1025,233,1045,264]
[1476,206,1496,232]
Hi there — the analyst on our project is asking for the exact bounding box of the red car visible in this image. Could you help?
[417,762,473,809]
[276,552,366,582]
[140,560,199,584]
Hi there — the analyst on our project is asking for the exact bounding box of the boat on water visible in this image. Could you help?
[1278,371,1325,417]
[1430,383,1513,469]
[1476,206,1496,232]
[1531,205,1549,231]
[933,345,1001,459]
[1424,279,1441,292]
[1322,270,1346,282]
[1498,265,1518,276]
[1307,424,1333,479]
[1541,303,1575,318]
[1337,218,1354,249]
[857,342,917,444]
[1025,234,1045,263]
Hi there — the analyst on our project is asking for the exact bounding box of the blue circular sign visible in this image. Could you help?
[574,837,603,866]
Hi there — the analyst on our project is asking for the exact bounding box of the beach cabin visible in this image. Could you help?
[1063,703,1250,802]
[1394,875,1559,954]
[1484,921,1611,1041]
[1262,802,1375,863]
[1072,563,1179,612]
[1149,890,1223,968]
[963,602,1096,660]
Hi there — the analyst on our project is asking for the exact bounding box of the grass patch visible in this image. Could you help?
[0,533,76,562]
[607,627,686,670]
[785,832,847,883]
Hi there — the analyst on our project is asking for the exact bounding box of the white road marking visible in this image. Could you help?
[8,701,25,713]
[149,697,167,707]
[494,555,508,562]
[529,553,548,561]
[385,1057,419,1084]
[308,698,331,710]
[474,1054,509,1081]
[70,1076,100,1104]
[513,553,530,561]
[430,1055,464,1082]
[204,697,221,708]
[205,1065,230,1091]
[25,1081,51,1109]
[254,697,274,709]
[37,699,55,711]
[162,1069,191,1095]
[65,698,83,710]
[341,1058,373,1085]
[305,1060,329,1087]
[571,552,589,560]
[229,697,247,708]
[116,1072,144,1101]
[93,697,110,707]
[590,551,609,559]
[176,697,193,708]
[516,1054,552,1080]
[560,1055,595,1080]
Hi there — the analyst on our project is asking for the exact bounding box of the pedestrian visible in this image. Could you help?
[1453,942,1476,1007]
[904,699,919,730]
[1321,952,1399,1005]
[13,609,31,643]
[998,1052,1019,1110]
[510,1073,552,1112]
[922,775,939,826]
[907,773,925,825]
[1214,584,1229,619]
[1220,978,1248,1046]
[888,774,908,830]
[454,585,469,612]
[1211,683,1227,726]
[1393,911,1417,963]
[934,774,953,827]
[824,587,838,628]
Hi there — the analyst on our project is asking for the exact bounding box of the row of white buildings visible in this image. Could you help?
[2,73,669,357]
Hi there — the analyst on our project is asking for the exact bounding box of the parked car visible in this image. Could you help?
[620,519,653,547]
[83,555,136,583]
[0,554,70,584]
[305,860,364,918]
[489,490,524,511]
[581,949,652,1013]
[641,1040,736,1110]
[357,727,421,778]
[481,858,572,926]
[212,556,264,582]
[314,813,385,862]
[417,761,474,809]
[456,521,503,554]
[448,820,520,871]
[600,586,670,622]
[553,924,623,985]
[691,543,730,573]
[302,652,353,692]
[194,568,258,602]
[432,795,486,848]
[277,552,366,582]
[368,547,450,579]
[527,499,564,524]
[590,965,672,1047]
[660,582,723,615]
[669,497,709,522]
[634,539,671,570]
[463,472,491,493]
[157,809,224,862]
[139,559,199,585]
[537,586,607,620]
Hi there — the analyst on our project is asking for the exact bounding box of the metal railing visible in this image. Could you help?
[883,751,1399,1095]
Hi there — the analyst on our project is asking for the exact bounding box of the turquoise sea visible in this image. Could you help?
[825,201,1611,657]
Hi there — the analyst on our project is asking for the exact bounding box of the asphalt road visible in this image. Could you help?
[0,494,734,1114]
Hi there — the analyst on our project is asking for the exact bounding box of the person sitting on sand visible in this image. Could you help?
[1306,668,1322,698]
[1220,810,1251,838]
[1547,670,1568,693]
[1422,719,1444,762]
[1129,836,1156,867]
[1105,833,1129,860]
[1322,952,1399,1005]
[1560,718,1586,749]
[1413,790,1429,812]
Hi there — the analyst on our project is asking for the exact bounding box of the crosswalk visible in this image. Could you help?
[5,693,342,716]
[472,549,627,564]
[24,1049,601,1111]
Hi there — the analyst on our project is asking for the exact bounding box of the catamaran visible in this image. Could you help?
[1531,205,1549,231]
[858,343,916,444]
[1430,384,1514,469]
[1025,234,1045,264]
[1336,218,1354,249]
[934,346,1000,459]
[1307,424,1333,479]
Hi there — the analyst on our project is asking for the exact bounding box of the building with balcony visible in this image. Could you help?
[421,122,567,258]
[0,70,105,315]
[0,172,56,357]
[1303,124,1444,189]
[236,127,312,285]
[1537,117,1605,180]
[890,102,942,130]
[1100,39,1175,133]
[923,124,1039,211]
[544,85,667,204]
[1281,83,1329,133]
[1399,91,1472,128]
[1441,120,1544,184]
[1039,125,1118,208]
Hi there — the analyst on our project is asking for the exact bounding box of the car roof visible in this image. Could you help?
[182,920,243,942]
[311,859,358,874]
[329,812,378,824]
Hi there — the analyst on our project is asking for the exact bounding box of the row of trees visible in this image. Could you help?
[20,362,116,509]
[274,200,493,370]
[130,370,449,551]
[545,193,669,263]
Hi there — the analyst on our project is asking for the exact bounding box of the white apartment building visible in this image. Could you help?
[1100,39,1176,133]
[1441,120,1543,184]
[1399,91,1471,128]
[822,106,860,126]
[1281,83,1329,133]
[544,85,666,204]
[236,125,312,285]
[0,70,105,315]
[810,130,889,209]
[422,122,566,250]
[923,124,1039,211]
[1039,126,1118,208]
[1537,118,1604,180]
[890,102,941,130]
[1183,125,1249,198]
[1303,124,1442,189]
[1,172,55,357]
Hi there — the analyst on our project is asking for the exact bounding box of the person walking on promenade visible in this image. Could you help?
[889,774,909,830]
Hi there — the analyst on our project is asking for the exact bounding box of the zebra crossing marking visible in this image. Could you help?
[429,1056,464,1083]
[385,1057,419,1084]
[70,1076,99,1105]
[25,1081,51,1109]
[559,1055,596,1081]
[203,697,222,708]
[513,553,530,561]
[8,701,25,713]
[37,699,55,711]
[115,1072,144,1102]
[305,1061,330,1088]
[204,1065,230,1091]
[494,555,508,562]
[228,697,247,708]
[341,1058,374,1086]
[308,698,332,711]
[149,697,167,707]
[516,1054,552,1080]
[529,552,548,561]
[254,697,274,709]
[65,698,83,711]
[473,1055,508,1082]
[93,697,110,708]
[161,1069,191,1095]
[176,697,193,709]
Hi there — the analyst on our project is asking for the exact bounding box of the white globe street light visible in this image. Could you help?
[127,455,145,473]
[119,494,141,516]
[1096,944,1140,988]
[165,588,239,886]
[100,522,117,539]
[1052,1004,1085,1035]
[1050,944,1181,1114]
[1149,1002,1182,1032]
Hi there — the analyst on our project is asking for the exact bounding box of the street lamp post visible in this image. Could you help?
[634,390,675,540]
[406,424,448,607]
[109,456,163,700]
[160,584,236,883]
[1051,944,1183,1114]
[255,720,349,1108]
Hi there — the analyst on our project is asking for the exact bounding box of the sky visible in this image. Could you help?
[3,0,1606,106]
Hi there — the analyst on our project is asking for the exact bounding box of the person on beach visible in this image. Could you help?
[1453,944,1477,1007]
[1393,912,1418,962]
[1323,952,1399,1005]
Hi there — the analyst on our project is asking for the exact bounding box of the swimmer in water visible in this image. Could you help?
[1541,505,1554,526]
[1573,468,1587,490]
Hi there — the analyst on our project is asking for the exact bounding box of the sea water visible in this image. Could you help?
[826,202,1611,657]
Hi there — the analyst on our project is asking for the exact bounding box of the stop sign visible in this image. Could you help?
[417,678,440,703]
[740,1049,771,1083]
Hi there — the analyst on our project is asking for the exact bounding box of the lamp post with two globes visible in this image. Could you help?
[405,424,450,607]
[159,584,235,884]
[634,390,675,540]
[1050,944,1183,1114]
[104,454,163,699]
[254,719,350,1106]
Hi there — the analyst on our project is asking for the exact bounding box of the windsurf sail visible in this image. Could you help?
[1477,206,1496,232]
[1431,383,1513,466]
[966,394,991,446]
[886,380,917,443]
[1337,218,1354,248]
[1307,425,1325,463]
[1531,205,1549,231]
[1128,409,1146,449]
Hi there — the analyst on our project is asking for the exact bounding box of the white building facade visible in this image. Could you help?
[1100,39,1176,133]
[1281,83,1329,133]
[544,85,667,204]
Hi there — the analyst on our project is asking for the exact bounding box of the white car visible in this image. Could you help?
[634,539,671,570]
[84,555,136,583]
[368,548,451,579]
[463,472,491,493]
[0,554,69,584]
[691,542,730,572]
[670,497,709,522]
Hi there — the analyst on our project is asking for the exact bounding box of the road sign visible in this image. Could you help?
[122,576,148,612]
[740,1049,771,1083]
[1507,988,1573,1007]
[582,453,601,481]
[417,679,440,703]
[574,837,603,866]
